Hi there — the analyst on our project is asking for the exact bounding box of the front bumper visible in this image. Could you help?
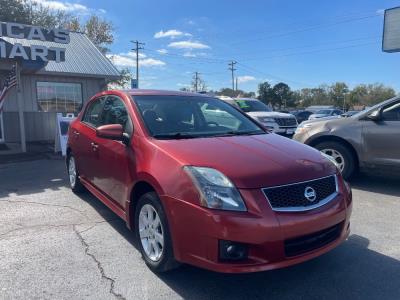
[163,185,352,273]
[261,122,297,135]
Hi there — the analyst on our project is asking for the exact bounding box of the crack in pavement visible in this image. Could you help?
[0,219,119,241]
[73,225,126,300]
[0,198,88,218]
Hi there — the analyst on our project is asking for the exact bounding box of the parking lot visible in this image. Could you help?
[0,158,399,300]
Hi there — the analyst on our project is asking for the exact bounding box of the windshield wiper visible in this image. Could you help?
[215,130,265,137]
[153,133,198,140]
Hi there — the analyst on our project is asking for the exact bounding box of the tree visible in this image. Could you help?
[82,15,114,54]
[215,88,255,98]
[349,84,396,107]
[329,82,349,109]
[0,0,71,28]
[257,81,273,105]
[272,82,291,109]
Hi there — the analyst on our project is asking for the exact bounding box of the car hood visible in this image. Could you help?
[247,111,294,118]
[152,134,336,189]
[309,113,330,118]
[301,116,354,127]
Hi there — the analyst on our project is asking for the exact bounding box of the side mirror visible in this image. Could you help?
[96,124,129,144]
[367,109,382,122]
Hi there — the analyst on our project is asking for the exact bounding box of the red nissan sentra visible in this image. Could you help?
[67,90,352,273]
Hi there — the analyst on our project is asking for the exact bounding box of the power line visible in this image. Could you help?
[131,40,145,88]
[228,61,237,90]
[240,41,379,62]
[229,13,381,45]
[237,62,312,87]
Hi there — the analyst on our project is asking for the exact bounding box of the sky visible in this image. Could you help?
[36,0,400,92]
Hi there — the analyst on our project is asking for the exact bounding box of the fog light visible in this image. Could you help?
[219,240,248,262]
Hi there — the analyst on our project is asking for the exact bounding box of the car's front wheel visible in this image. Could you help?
[67,154,85,193]
[135,192,178,273]
[315,141,356,180]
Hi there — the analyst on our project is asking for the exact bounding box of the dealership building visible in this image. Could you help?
[0,22,120,151]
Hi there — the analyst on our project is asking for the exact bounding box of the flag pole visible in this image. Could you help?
[16,62,26,152]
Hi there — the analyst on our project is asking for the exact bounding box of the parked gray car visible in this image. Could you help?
[308,109,343,120]
[293,97,400,179]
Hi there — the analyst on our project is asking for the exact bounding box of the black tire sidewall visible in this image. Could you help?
[135,192,176,272]
[315,141,355,179]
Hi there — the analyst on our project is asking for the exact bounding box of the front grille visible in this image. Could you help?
[284,222,343,257]
[274,117,297,127]
[262,175,337,211]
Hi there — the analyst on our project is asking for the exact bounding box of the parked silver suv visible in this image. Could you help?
[220,97,298,135]
[293,97,400,179]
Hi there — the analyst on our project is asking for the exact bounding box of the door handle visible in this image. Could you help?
[73,131,80,137]
[91,142,99,151]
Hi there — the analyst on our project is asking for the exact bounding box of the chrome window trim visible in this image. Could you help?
[262,175,339,212]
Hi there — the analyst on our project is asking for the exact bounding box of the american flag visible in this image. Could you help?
[0,65,18,113]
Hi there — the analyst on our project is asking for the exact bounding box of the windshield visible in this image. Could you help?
[315,109,332,115]
[234,99,271,112]
[352,96,400,118]
[133,96,265,139]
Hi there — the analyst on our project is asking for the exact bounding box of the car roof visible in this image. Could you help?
[235,98,259,101]
[122,89,211,98]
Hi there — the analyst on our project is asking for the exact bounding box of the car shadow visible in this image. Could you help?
[77,192,400,299]
[155,235,400,299]
[350,172,400,198]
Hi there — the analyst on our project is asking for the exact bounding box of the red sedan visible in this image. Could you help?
[67,90,352,273]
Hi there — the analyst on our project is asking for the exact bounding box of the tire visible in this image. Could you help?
[67,154,85,193]
[135,192,179,273]
[315,141,356,180]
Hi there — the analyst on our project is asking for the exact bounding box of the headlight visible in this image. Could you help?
[320,151,340,170]
[184,166,247,211]
[295,123,313,134]
[257,117,275,123]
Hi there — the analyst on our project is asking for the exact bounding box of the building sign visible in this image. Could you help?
[383,7,400,53]
[131,78,138,89]
[0,22,69,62]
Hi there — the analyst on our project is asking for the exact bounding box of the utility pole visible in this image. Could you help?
[235,77,238,91]
[194,71,199,92]
[228,61,237,91]
[131,40,145,88]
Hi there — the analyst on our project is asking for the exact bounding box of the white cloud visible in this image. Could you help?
[237,75,256,83]
[33,0,105,14]
[183,52,197,57]
[154,29,192,39]
[168,41,210,49]
[141,58,166,67]
[376,9,385,15]
[157,49,168,54]
[107,53,165,68]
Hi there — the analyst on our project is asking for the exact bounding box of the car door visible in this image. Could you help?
[76,96,106,182]
[93,95,136,208]
[362,100,400,167]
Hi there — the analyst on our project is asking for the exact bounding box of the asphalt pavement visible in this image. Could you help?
[0,159,399,300]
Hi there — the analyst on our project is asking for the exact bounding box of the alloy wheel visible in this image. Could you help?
[321,148,345,172]
[68,156,77,187]
[139,204,164,262]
